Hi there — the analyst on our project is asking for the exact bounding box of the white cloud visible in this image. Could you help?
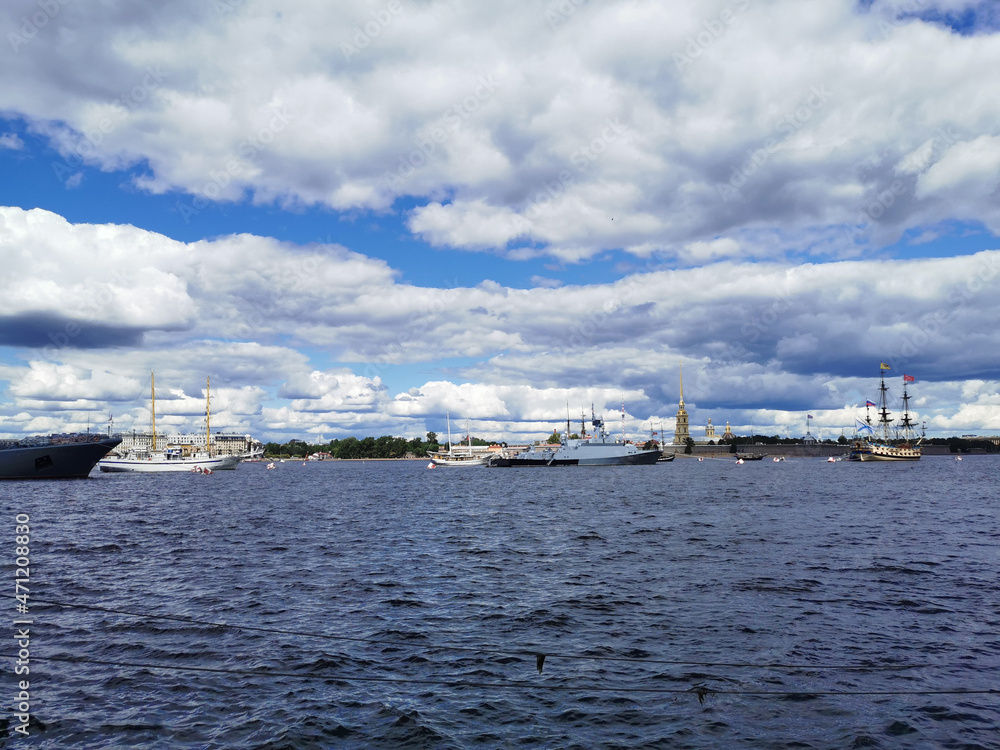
[3,0,999,259]
[0,133,23,150]
[0,207,194,331]
[4,1,1000,441]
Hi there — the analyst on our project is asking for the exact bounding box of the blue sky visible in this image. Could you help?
[2,0,1000,444]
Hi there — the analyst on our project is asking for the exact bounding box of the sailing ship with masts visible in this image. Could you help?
[99,374,247,472]
[427,414,493,467]
[851,363,922,461]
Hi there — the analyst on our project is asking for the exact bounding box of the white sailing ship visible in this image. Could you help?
[99,374,249,473]
[427,415,493,467]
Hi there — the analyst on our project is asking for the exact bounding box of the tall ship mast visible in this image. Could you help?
[876,364,893,442]
[851,362,922,462]
[98,373,248,473]
[151,370,157,451]
[899,375,917,443]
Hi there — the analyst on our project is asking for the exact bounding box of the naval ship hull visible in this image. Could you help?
[0,437,122,480]
[489,444,660,467]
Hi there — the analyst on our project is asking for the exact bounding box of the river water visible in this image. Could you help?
[3,456,998,748]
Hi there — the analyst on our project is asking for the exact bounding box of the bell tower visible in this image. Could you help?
[672,362,690,445]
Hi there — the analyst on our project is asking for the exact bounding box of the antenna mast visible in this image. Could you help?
[621,396,626,443]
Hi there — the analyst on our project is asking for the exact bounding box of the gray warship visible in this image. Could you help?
[489,412,660,467]
[0,434,122,479]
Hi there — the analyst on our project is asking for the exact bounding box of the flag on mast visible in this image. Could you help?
[880,362,891,370]
[903,374,915,383]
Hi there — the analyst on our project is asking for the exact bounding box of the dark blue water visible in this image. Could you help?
[3,456,998,748]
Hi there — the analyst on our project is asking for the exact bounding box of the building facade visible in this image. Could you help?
[116,432,262,457]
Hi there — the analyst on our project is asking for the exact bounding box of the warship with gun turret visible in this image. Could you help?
[489,408,659,467]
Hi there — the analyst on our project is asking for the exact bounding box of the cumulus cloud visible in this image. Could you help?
[2,0,999,260]
[0,207,195,346]
[3,2,1000,441]
[4,207,1000,440]
[0,133,23,150]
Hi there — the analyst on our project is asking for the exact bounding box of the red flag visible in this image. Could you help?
[903,374,915,383]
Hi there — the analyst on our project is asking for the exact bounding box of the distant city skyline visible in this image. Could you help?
[2,0,1000,443]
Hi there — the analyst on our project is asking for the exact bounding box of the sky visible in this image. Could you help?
[2,0,1000,445]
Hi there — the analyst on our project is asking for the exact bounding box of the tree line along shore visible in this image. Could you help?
[262,433,999,459]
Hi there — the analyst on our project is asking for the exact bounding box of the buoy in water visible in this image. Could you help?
[736,458,744,464]
[427,462,436,469]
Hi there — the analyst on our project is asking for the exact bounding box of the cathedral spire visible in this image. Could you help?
[672,360,690,445]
